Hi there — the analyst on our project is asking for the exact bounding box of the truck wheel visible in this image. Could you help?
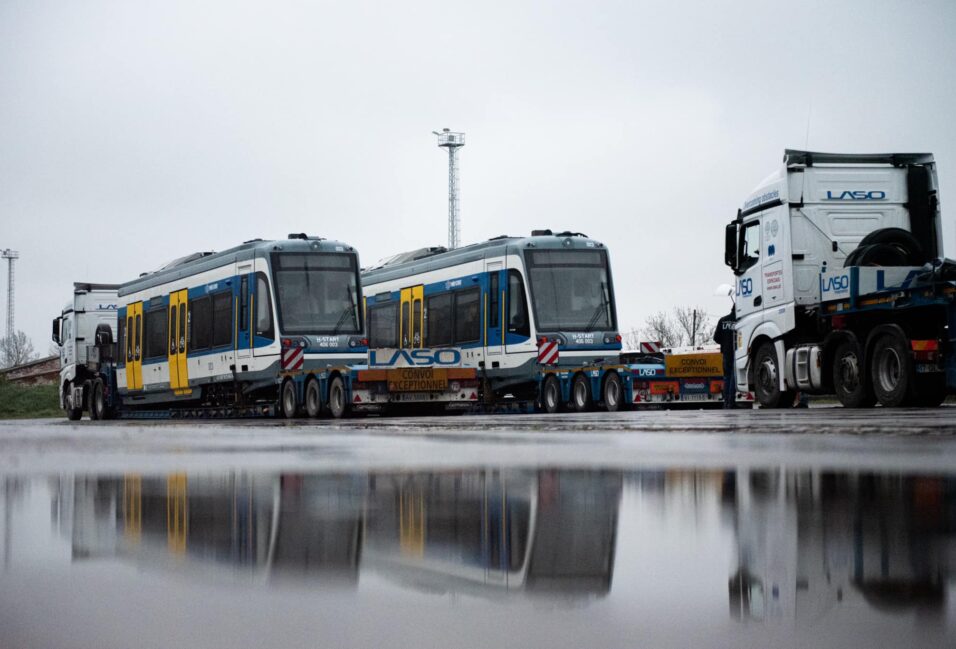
[571,374,592,412]
[913,374,947,407]
[602,372,623,412]
[280,380,298,419]
[832,340,875,408]
[64,382,82,421]
[541,374,561,414]
[753,342,795,408]
[870,333,914,407]
[328,376,348,419]
[90,379,107,420]
[305,377,322,418]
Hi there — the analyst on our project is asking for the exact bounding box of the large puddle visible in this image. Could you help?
[1,464,954,648]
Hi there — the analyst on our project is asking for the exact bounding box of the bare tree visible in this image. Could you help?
[673,306,714,347]
[0,331,37,368]
[641,311,682,348]
[621,328,643,351]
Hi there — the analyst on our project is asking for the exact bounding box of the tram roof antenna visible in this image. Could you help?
[434,128,465,250]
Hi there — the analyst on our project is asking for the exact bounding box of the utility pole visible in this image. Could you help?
[691,309,698,347]
[1,249,18,339]
[432,128,465,249]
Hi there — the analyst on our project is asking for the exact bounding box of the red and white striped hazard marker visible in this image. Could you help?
[640,341,662,353]
[282,345,305,371]
[537,340,559,365]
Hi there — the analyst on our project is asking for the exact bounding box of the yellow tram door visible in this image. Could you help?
[126,301,143,390]
[168,289,190,395]
[399,285,424,349]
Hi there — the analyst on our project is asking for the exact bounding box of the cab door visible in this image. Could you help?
[236,266,253,365]
[485,262,504,357]
[168,289,190,395]
[126,301,143,391]
[399,285,424,348]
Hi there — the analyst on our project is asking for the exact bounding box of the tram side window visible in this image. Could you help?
[190,297,213,351]
[117,317,126,366]
[425,293,453,346]
[144,308,167,360]
[489,273,499,328]
[507,270,530,336]
[240,276,249,332]
[368,302,398,348]
[454,289,480,344]
[255,273,274,339]
[212,291,232,347]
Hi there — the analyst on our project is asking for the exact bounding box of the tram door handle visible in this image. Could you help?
[753,295,762,306]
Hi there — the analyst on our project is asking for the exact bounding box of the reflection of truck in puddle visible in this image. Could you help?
[66,469,622,597]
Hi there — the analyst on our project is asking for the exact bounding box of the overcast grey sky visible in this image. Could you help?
[2,0,955,352]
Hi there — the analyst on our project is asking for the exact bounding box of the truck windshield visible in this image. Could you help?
[525,249,615,331]
[271,252,362,335]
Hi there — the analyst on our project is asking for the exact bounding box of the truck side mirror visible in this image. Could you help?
[724,222,738,270]
[51,318,61,345]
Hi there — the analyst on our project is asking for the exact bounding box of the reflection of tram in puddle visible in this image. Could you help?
[363,470,622,597]
[70,473,366,584]
[66,469,621,597]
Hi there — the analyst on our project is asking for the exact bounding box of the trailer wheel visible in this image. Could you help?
[602,372,623,412]
[90,379,107,420]
[305,377,322,418]
[832,340,876,408]
[870,332,914,407]
[63,381,82,421]
[280,379,298,419]
[571,374,592,412]
[753,342,795,408]
[328,376,348,419]
[541,374,561,414]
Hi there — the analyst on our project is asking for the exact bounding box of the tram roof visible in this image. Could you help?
[118,236,357,297]
[362,231,605,285]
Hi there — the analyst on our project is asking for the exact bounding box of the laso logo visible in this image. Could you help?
[825,190,886,201]
[368,348,462,367]
[739,278,753,296]
[823,274,850,292]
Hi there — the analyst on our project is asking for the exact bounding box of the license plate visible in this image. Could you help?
[387,368,448,392]
[915,364,940,374]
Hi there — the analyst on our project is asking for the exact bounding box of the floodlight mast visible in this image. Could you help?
[434,128,465,249]
[1,249,18,338]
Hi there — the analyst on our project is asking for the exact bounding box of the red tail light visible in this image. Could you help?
[282,338,292,347]
[615,334,622,342]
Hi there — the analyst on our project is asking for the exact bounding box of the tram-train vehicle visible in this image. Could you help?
[52,234,366,420]
[358,230,626,410]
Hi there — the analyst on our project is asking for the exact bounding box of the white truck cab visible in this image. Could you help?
[725,150,948,408]
[52,283,120,419]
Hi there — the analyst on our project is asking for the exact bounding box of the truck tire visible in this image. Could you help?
[541,374,561,414]
[832,340,876,408]
[844,243,909,268]
[64,381,82,421]
[752,342,795,408]
[305,377,322,418]
[913,375,947,407]
[602,372,623,412]
[870,332,914,407]
[328,376,348,419]
[571,374,592,412]
[859,227,924,265]
[280,380,298,419]
[90,379,107,420]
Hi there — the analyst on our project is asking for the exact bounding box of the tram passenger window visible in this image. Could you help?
[168,305,177,356]
[134,314,142,360]
[425,293,453,346]
[507,271,530,337]
[212,292,232,347]
[368,302,398,348]
[126,316,133,361]
[454,289,480,344]
[144,308,167,360]
[489,273,499,328]
[190,297,212,351]
[255,273,274,339]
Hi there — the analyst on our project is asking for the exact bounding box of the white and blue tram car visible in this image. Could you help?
[115,234,365,418]
[362,230,622,403]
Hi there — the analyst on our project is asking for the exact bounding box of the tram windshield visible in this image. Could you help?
[525,249,615,332]
[271,252,362,335]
